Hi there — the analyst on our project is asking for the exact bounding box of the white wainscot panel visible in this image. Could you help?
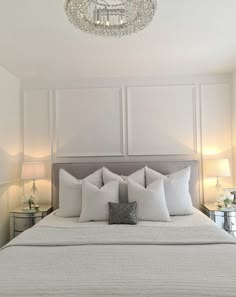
[201,83,232,202]
[56,88,124,157]
[127,85,196,155]
[201,84,231,156]
[0,78,21,184]
[24,89,51,160]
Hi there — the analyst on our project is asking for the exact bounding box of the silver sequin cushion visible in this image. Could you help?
[108,202,137,225]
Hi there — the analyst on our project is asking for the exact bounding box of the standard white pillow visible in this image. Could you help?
[79,181,119,222]
[57,168,103,217]
[128,179,170,222]
[103,167,145,203]
[145,166,193,216]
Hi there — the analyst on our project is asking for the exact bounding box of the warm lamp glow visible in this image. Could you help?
[21,162,46,180]
[202,147,221,156]
[204,159,231,177]
[204,159,231,195]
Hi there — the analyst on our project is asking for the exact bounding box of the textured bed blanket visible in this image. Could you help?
[0,224,236,297]
[3,224,236,248]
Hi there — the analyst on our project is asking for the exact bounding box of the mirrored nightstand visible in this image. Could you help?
[10,204,53,240]
[201,203,236,238]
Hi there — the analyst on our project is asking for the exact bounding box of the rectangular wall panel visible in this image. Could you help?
[24,89,51,160]
[23,90,52,204]
[201,83,232,202]
[0,69,21,184]
[55,88,124,156]
[127,85,196,155]
[201,84,231,156]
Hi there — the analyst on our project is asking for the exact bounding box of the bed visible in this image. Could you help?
[0,161,236,297]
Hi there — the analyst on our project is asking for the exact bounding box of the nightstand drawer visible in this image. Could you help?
[14,217,33,231]
[14,231,23,238]
[214,215,225,229]
[201,203,236,238]
[10,205,53,240]
[224,215,236,231]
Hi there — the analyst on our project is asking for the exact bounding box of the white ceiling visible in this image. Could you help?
[0,0,236,83]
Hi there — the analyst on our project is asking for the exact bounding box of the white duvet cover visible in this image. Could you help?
[0,208,236,297]
[38,207,214,228]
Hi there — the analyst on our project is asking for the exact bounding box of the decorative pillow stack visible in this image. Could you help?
[57,165,193,224]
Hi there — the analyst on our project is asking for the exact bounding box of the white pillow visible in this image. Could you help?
[145,166,193,216]
[79,181,119,222]
[57,168,103,217]
[103,167,145,203]
[128,179,170,222]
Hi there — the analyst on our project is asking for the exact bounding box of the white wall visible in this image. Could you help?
[0,66,22,247]
[0,67,233,245]
[232,72,236,185]
[22,74,233,204]
[201,83,233,200]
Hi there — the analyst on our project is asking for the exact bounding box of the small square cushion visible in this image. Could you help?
[108,202,137,225]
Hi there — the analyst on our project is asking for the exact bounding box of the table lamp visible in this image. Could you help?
[21,162,46,195]
[204,158,231,193]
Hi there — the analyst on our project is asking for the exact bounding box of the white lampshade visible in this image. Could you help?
[21,162,46,180]
[204,159,231,177]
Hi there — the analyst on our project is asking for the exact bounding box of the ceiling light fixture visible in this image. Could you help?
[64,0,157,38]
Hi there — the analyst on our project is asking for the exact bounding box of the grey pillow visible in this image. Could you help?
[108,202,137,225]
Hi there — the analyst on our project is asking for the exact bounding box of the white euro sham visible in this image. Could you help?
[128,179,171,221]
[79,181,119,222]
[103,167,145,203]
[57,168,103,217]
[145,166,193,215]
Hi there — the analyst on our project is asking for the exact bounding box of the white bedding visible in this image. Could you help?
[37,207,214,228]
[0,208,236,297]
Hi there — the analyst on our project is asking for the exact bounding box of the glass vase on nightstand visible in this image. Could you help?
[21,193,39,212]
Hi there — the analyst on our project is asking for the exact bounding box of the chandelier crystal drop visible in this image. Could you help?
[64,0,157,38]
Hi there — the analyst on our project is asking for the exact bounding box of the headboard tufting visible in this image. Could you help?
[52,160,200,211]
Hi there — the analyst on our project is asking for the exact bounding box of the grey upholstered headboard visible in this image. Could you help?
[52,160,200,210]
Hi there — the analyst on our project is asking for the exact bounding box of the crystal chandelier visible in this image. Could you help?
[64,0,157,38]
